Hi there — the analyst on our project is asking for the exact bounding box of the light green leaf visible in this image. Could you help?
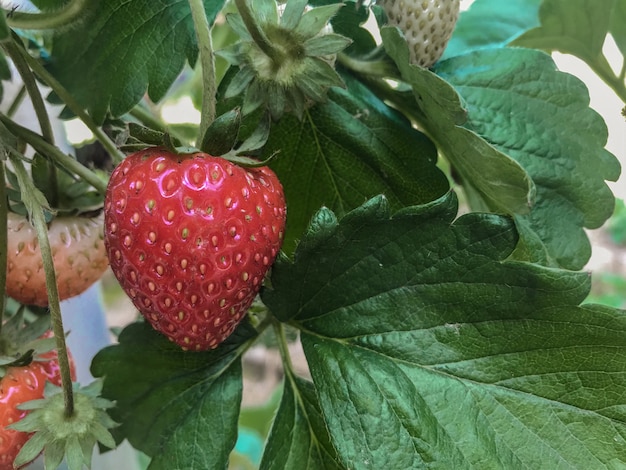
[260,376,342,470]
[46,0,226,123]
[264,194,626,469]
[443,0,541,59]
[91,321,258,468]
[513,0,614,62]
[263,69,449,252]
[434,48,620,269]
[381,26,534,217]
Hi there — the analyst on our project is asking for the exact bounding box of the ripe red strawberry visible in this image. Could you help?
[104,147,286,350]
[0,332,76,470]
[379,0,460,68]
[5,212,109,307]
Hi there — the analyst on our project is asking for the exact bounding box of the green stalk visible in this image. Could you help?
[234,0,285,64]
[3,40,59,207]
[0,114,107,194]
[272,319,296,377]
[6,84,27,118]
[5,0,88,30]
[11,44,125,164]
[8,154,74,418]
[587,52,626,104]
[0,162,7,333]
[188,0,217,144]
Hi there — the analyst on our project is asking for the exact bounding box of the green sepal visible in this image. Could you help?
[280,0,309,29]
[226,12,252,42]
[294,4,344,40]
[200,108,242,156]
[235,111,271,154]
[223,64,256,98]
[304,33,353,56]
[128,122,167,146]
[162,133,200,156]
[253,0,279,24]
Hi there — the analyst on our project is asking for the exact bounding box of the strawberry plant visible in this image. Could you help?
[1,0,626,468]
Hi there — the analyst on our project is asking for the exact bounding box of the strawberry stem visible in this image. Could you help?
[3,39,59,208]
[5,84,27,118]
[10,43,125,164]
[7,154,75,418]
[188,0,217,145]
[4,0,88,30]
[0,163,7,333]
[0,115,108,194]
[234,0,286,65]
[272,319,296,377]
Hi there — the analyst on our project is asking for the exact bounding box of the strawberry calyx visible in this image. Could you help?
[9,380,117,470]
[0,310,53,378]
[218,0,352,119]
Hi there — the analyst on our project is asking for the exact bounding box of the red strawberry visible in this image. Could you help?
[5,212,109,307]
[0,332,76,470]
[104,147,286,350]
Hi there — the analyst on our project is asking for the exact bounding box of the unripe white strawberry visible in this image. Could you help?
[379,0,460,68]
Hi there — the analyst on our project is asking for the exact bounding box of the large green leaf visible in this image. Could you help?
[264,70,449,252]
[443,0,542,59]
[434,48,620,269]
[91,321,257,469]
[381,27,534,218]
[260,375,342,470]
[263,193,626,469]
[46,0,226,123]
[512,0,615,63]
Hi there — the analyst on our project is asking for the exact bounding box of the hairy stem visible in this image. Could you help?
[234,0,285,64]
[5,0,89,30]
[11,44,125,164]
[0,162,7,332]
[3,40,59,207]
[272,319,295,377]
[0,114,107,194]
[8,154,74,417]
[189,0,217,144]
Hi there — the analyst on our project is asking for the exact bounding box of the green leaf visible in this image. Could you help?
[91,321,258,468]
[513,0,614,63]
[381,26,534,218]
[260,376,342,469]
[46,0,226,123]
[434,48,620,269]
[610,0,626,57]
[263,69,449,252]
[264,194,626,468]
[443,0,541,59]
[294,4,344,41]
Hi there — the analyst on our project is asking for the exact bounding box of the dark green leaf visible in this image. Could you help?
[513,0,614,63]
[443,0,541,59]
[260,376,342,470]
[381,27,534,217]
[434,48,620,269]
[324,0,377,55]
[91,321,258,468]
[265,195,626,468]
[263,69,448,252]
[46,0,226,123]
